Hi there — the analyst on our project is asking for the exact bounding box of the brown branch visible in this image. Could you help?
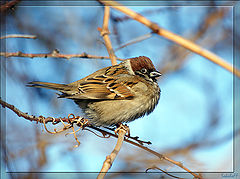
[123,137,202,178]
[112,7,176,22]
[0,98,38,122]
[0,51,124,61]
[0,0,20,13]
[99,6,117,66]
[98,0,240,78]
[159,7,230,74]
[0,99,202,179]
[97,125,127,179]
[0,34,37,40]
[146,165,182,179]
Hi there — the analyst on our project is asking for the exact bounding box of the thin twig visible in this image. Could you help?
[146,165,182,179]
[112,7,176,22]
[98,0,240,78]
[84,128,111,138]
[0,34,37,40]
[99,6,117,66]
[0,99,68,124]
[0,99,202,179]
[97,125,127,179]
[115,32,153,51]
[87,127,202,178]
[0,51,124,61]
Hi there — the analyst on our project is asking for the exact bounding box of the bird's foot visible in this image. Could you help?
[114,123,130,137]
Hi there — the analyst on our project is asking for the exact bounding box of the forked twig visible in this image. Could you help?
[70,126,81,148]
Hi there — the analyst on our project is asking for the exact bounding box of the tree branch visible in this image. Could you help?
[0,34,37,40]
[98,0,240,78]
[146,165,185,179]
[0,99,203,179]
[0,51,124,61]
[115,32,153,52]
[99,6,117,66]
[97,126,127,179]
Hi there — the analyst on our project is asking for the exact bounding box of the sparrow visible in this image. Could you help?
[28,56,161,126]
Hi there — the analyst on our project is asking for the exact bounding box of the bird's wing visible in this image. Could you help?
[62,75,136,100]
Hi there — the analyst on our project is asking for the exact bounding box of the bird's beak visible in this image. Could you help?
[150,71,162,78]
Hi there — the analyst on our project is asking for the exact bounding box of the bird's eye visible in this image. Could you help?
[140,68,147,73]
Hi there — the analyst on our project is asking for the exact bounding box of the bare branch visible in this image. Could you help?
[146,165,183,179]
[99,6,117,65]
[0,51,124,61]
[98,0,240,78]
[0,99,203,178]
[0,34,37,40]
[97,125,127,179]
[159,7,230,75]
[0,98,39,122]
[115,32,153,52]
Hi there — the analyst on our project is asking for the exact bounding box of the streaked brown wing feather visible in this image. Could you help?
[64,77,134,100]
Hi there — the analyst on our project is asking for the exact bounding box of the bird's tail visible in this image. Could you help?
[27,81,72,92]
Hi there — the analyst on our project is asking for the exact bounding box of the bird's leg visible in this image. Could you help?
[114,123,151,145]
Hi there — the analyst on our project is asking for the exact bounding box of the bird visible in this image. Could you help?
[27,56,161,126]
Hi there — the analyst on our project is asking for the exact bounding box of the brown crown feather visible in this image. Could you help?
[129,56,156,72]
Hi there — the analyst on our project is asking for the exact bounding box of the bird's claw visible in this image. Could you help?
[114,123,130,137]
